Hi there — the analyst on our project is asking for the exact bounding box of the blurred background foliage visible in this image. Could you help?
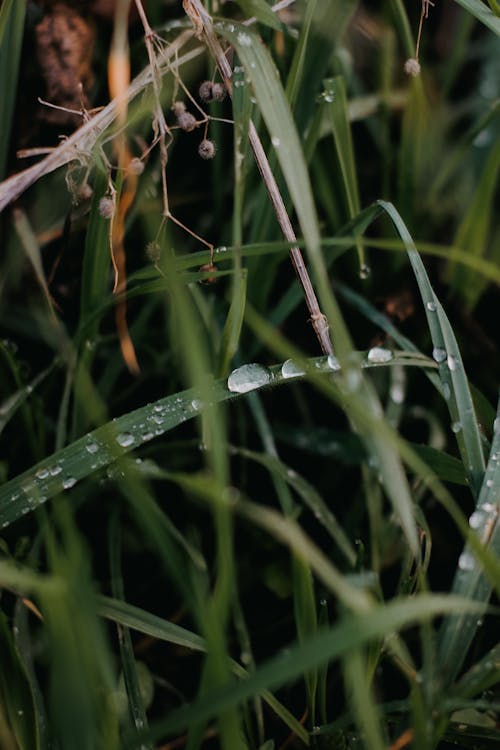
[0,0,499,748]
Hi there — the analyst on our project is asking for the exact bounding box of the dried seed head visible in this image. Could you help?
[77,182,93,201]
[98,196,114,219]
[171,100,186,116]
[177,111,197,132]
[211,82,226,102]
[128,157,145,175]
[146,241,161,263]
[198,138,216,160]
[404,58,421,77]
[199,262,217,284]
[199,80,213,102]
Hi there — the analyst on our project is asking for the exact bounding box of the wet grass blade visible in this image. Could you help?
[0,352,435,529]
[378,200,486,498]
[123,595,482,748]
[437,395,500,685]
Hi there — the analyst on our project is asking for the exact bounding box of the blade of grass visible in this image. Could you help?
[108,512,152,748]
[453,0,500,34]
[0,0,25,181]
[123,595,484,748]
[233,446,357,566]
[0,350,436,529]
[323,75,366,270]
[437,394,500,685]
[449,138,500,309]
[378,200,486,498]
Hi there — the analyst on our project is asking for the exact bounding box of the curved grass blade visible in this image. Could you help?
[0,613,39,750]
[0,351,436,530]
[108,514,152,748]
[98,596,308,744]
[122,595,483,748]
[437,396,500,685]
[234,446,357,566]
[453,0,500,34]
[378,200,486,498]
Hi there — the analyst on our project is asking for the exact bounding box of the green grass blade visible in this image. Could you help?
[323,76,365,269]
[108,514,152,747]
[0,0,26,181]
[234,446,357,566]
[232,0,285,31]
[449,138,500,309]
[378,200,486,497]
[98,596,308,743]
[123,595,483,748]
[437,396,500,685]
[0,613,39,750]
[98,596,206,652]
[0,351,436,529]
[453,0,500,34]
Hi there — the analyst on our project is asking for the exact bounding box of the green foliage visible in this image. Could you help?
[1,1,500,749]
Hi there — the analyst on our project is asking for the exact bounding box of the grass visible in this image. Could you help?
[0,1,500,749]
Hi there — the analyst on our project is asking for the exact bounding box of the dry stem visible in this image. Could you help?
[182,0,333,355]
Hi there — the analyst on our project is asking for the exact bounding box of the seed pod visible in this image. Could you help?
[211,82,226,102]
[198,139,216,160]
[171,100,186,116]
[77,182,93,201]
[199,262,217,284]
[177,112,197,132]
[199,80,213,102]
[146,242,161,263]
[404,58,421,77]
[98,196,114,219]
[128,157,145,175]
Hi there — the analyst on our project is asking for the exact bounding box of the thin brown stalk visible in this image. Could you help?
[183,0,333,355]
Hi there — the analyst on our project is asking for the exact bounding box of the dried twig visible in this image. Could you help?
[182,0,333,355]
[0,30,199,214]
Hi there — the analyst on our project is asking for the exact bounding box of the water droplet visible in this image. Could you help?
[486,479,493,488]
[426,301,437,312]
[359,264,371,279]
[215,245,227,254]
[271,136,281,147]
[458,551,475,571]
[493,417,500,434]
[86,442,99,455]
[345,367,361,392]
[237,31,252,46]
[447,354,457,371]
[492,453,499,462]
[442,382,451,400]
[35,468,49,480]
[327,354,341,371]
[451,421,462,433]
[50,465,62,477]
[191,399,202,410]
[469,511,484,529]
[153,404,164,412]
[367,347,394,364]
[281,359,305,379]
[116,432,135,448]
[227,363,272,394]
[62,476,77,490]
[432,347,447,363]
[141,431,154,442]
[390,383,404,404]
